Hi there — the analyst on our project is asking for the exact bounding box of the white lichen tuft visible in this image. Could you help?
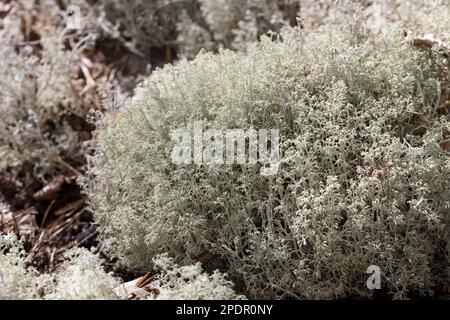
[0,233,120,300]
[0,234,42,299]
[148,254,244,300]
[45,248,120,300]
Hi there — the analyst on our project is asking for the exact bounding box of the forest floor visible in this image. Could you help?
[0,3,175,280]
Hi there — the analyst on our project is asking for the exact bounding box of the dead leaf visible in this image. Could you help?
[103,112,123,126]
[440,140,450,151]
[410,33,450,57]
[114,279,151,299]
[197,251,217,265]
[439,100,450,110]
[33,176,65,201]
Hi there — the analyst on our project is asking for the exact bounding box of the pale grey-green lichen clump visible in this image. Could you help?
[147,254,244,300]
[44,247,120,300]
[0,234,120,300]
[0,234,42,299]
[0,3,87,181]
[86,1,450,299]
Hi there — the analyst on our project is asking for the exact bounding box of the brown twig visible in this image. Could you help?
[40,199,56,228]
[49,155,83,177]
